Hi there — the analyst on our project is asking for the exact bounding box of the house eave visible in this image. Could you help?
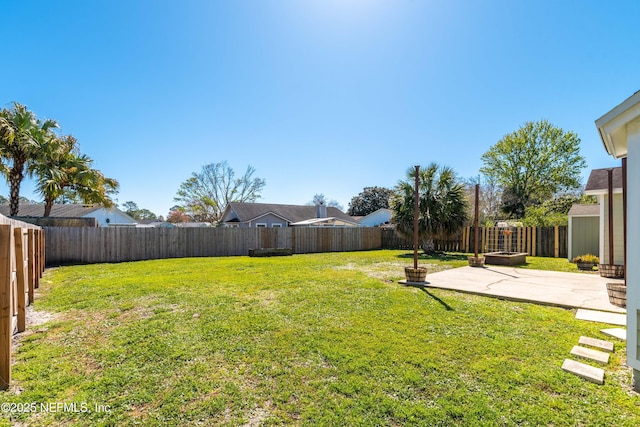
[595,90,640,159]
[247,211,291,223]
[584,188,623,196]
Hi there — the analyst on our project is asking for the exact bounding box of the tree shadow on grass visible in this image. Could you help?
[396,252,468,262]
[407,284,454,311]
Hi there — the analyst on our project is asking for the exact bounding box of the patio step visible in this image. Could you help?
[575,309,626,326]
[561,359,604,385]
[579,336,614,352]
[570,345,610,364]
[601,328,626,341]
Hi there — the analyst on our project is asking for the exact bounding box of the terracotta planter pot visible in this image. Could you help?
[468,256,485,267]
[606,283,626,308]
[404,266,427,283]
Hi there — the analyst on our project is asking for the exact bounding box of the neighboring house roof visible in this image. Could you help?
[584,167,623,194]
[0,203,103,217]
[0,204,137,224]
[222,202,355,225]
[136,221,175,228]
[568,204,600,216]
[174,222,212,228]
[290,217,359,227]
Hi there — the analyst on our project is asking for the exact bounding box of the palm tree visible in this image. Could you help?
[68,166,119,209]
[390,163,468,253]
[31,134,119,216]
[0,102,58,216]
[31,134,82,216]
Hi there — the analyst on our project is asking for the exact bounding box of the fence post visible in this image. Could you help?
[0,225,12,390]
[40,229,46,274]
[27,230,35,304]
[554,225,560,258]
[34,230,40,288]
[13,228,26,333]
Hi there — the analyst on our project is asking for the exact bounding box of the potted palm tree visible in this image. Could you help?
[391,163,468,283]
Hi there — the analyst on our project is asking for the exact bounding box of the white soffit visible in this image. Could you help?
[596,91,640,159]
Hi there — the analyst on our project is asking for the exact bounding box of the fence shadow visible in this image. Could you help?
[396,252,468,262]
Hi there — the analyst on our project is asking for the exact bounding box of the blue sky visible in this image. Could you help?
[1,0,638,218]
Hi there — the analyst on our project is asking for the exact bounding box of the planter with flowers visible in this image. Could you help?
[571,254,599,271]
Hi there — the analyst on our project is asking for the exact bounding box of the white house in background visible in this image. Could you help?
[136,219,175,228]
[0,204,137,227]
[584,167,624,265]
[595,90,640,391]
[220,202,358,227]
[357,208,392,227]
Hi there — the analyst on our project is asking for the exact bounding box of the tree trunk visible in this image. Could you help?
[421,239,435,254]
[8,163,24,217]
[44,199,54,217]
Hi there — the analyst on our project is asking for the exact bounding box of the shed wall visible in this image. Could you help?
[569,216,599,260]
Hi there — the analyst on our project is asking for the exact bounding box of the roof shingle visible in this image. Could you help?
[585,167,623,192]
[568,204,599,216]
[225,202,354,224]
[0,204,102,217]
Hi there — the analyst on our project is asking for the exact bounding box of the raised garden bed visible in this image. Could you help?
[248,248,293,257]
[484,252,527,266]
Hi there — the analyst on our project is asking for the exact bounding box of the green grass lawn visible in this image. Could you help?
[2,250,637,426]
[519,255,595,273]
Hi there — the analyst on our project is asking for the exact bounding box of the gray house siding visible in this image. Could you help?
[243,213,288,228]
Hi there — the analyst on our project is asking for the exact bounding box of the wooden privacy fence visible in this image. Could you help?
[44,227,382,266]
[0,215,45,390]
[382,226,568,258]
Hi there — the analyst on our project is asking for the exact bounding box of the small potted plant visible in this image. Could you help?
[571,254,599,271]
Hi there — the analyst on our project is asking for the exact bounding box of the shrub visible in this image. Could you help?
[571,254,599,264]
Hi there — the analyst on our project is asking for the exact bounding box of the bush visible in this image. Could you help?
[571,254,599,264]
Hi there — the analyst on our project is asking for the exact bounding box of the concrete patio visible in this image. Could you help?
[420,266,626,313]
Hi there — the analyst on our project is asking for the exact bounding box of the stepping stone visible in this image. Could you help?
[561,359,604,385]
[579,336,614,352]
[575,309,626,326]
[570,345,610,364]
[601,328,626,341]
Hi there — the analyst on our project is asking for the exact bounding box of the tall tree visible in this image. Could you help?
[480,120,586,218]
[175,161,266,222]
[308,194,344,211]
[390,163,468,252]
[462,176,502,225]
[31,134,119,216]
[347,186,392,216]
[121,201,157,220]
[0,102,58,215]
[167,208,191,224]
